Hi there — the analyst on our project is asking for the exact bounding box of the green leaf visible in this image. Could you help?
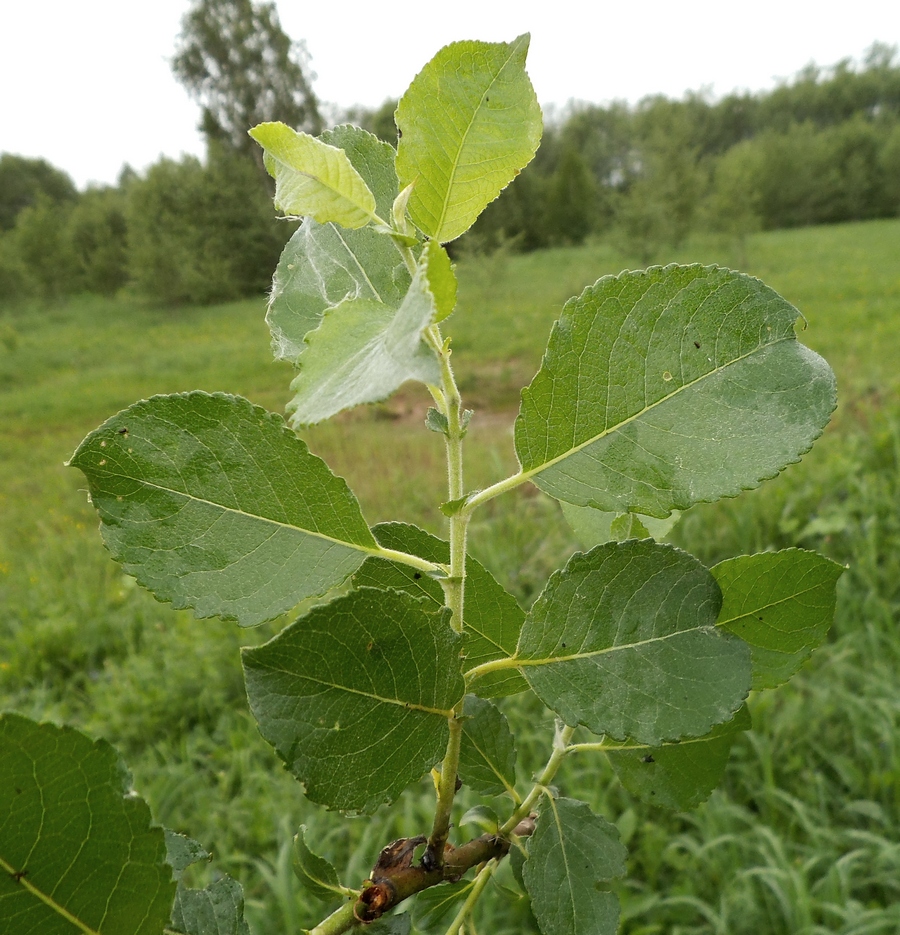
[508,843,526,892]
[439,496,467,517]
[458,695,518,798]
[267,126,409,366]
[562,502,681,549]
[0,713,175,935]
[423,240,457,321]
[522,797,626,935]
[284,249,440,426]
[242,587,464,813]
[170,877,249,935]
[605,704,752,810]
[320,125,400,221]
[368,914,411,935]
[610,512,650,540]
[459,805,499,833]
[292,826,345,901]
[425,407,449,435]
[165,828,250,935]
[165,831,209,880]
[396,35,542,242]
[352,523,527,697]
[69,393,378,627]
[412,881,471,932]
[517,540,751,745]
[712,549,844,689]
[516,265,837,517]
[250,121,378,227]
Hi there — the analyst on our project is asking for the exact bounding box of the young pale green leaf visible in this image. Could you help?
[267,126,409,365]
[557,499,682,550]
[712,549,843,689]
[412,881,472,933]
[516,540,751,745]
[458,695,518,798]
[352,522,527,697]
[170,876,250,935]
[250,121,378,228]
[284,249,440,426]
[292,827,345,902]
[516,265,837,517]
[0,713,175,935]
[242,587,464,814]
[396,35,542,242]
[522,797,627,935]
[69,393,378,626]
[603,704,752,810]
[423,239,457,321]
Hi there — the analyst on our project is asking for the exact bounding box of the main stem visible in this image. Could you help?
[425,321,468,870]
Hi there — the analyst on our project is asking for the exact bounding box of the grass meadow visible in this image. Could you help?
[1,219,899,933]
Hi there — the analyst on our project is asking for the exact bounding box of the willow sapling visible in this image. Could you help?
[0,34,842,935]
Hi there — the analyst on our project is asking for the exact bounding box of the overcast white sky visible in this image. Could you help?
[1,1,898,188]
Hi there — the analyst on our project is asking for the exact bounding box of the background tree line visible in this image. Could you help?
[1,0,898,307]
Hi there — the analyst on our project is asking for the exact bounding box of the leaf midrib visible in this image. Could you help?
[716,580,832,629]
[521,333,794,481]
[432,42,520,238]
[518,621,717,668]
[252,660,455,718]
[0,854,101,935]
[90,470,376,555]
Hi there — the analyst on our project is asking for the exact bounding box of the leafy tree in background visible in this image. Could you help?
[0,153,77,231]
[7,195,78,299]
[67,186,130,296]
[126,144,286,305]
[172,0,322,160]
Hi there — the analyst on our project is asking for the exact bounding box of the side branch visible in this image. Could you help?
[308,819,536,935]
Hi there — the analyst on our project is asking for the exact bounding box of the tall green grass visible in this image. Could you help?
[1,218,899,933]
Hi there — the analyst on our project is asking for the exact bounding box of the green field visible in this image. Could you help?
[1,219,899,933]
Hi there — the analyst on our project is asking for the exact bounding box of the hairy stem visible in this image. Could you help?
[500,721,576,836]
[424,322,469,869]
[426,715,463,867]
[462,469,528,515]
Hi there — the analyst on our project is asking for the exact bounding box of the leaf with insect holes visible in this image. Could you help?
[353,523,527,697]
[712,549,843,689]
[242,587,464,813]
[292,827,346,902]
[516,540,751,745]
[516,265,836,518]
[0,713,175,935]
[284,246,441,426]
[250,122,378,228]
[396,35,541,242]
[69,393,377,626]
[267,125,409,365]
[166,832,250,935]
[522,797,627,935]
[561,502,682,548]
[458,695,518,798]
[603,704,752,810]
